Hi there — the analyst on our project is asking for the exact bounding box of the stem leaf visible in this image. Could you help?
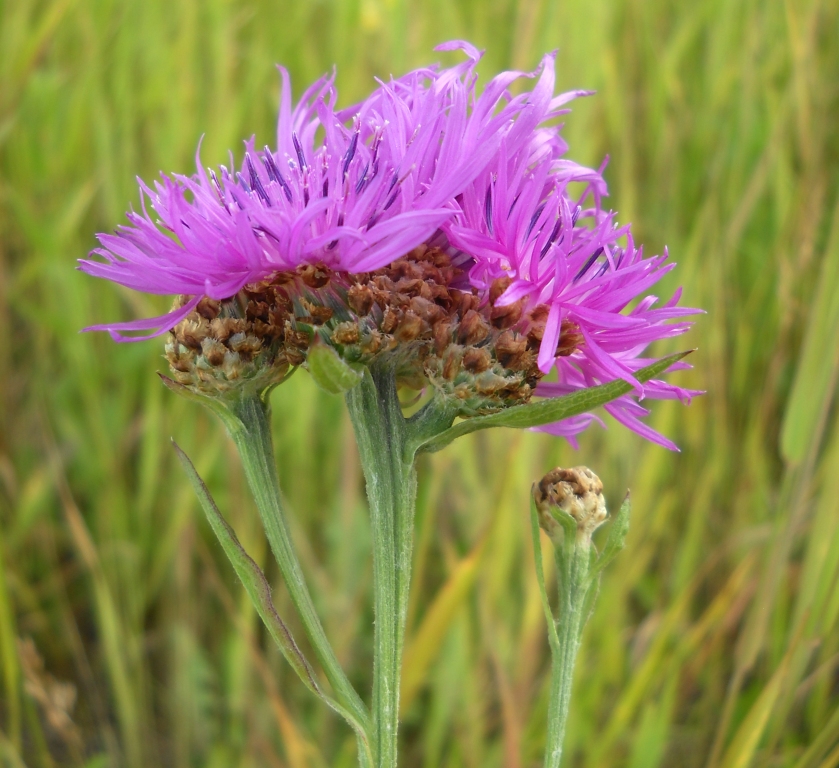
[592,492,631,578]
[172,440,373,762]
[173,440,323,692]
[530,500,561,655]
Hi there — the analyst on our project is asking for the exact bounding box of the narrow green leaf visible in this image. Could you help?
[718,641,795,768]
[417,351,692,454]
[591,493,632,577]
[307,339,363,394]
[172,440,372,762]
[627,677,678,768]
[531,500,561,656]
[174,440,322,692]
[0,528,21,750]
[82,757,110,768]
[0,731,27,768]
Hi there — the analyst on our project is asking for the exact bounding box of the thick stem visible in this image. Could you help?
[346,367,416,768]
[227,394,371,761]
[544,543,591,768]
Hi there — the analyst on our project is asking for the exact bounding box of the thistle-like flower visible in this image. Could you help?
[81,42,699,442]
[442,133,701,448]
[80,42,553,339]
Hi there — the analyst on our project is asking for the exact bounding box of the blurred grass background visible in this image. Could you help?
[1,0,838,765]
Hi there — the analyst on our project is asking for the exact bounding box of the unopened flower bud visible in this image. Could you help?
[534,466,608,546]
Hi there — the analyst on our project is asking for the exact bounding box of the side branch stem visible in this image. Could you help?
[346,368,416,768]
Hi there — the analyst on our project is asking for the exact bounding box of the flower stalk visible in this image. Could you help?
[165,381,372,764]
[531,468,630,768]
[541,531,591,768]
[345,367,416,768]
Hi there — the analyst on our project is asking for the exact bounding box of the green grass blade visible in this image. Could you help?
[780,200,839,464]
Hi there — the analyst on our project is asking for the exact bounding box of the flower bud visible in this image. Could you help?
[534,466,608,546]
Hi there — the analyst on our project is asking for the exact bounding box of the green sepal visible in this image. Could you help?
[414,351,692,454]
[307,338,363,394]
[172,440,373,765]
[550,504,579,549]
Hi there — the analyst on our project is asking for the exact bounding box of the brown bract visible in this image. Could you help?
[165,245,585,409]
[534,466,608,544]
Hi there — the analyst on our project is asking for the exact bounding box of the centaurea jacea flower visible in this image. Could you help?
[82,43,698,447]
[80,42,553,339]
[442,135,701,449]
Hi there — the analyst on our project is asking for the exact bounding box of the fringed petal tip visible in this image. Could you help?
[550,89,596,109]
[434,40,484,62]
[82,295,202,342]
[81,324,170,342]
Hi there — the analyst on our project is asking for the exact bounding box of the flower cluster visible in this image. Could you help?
[81,41,699,448]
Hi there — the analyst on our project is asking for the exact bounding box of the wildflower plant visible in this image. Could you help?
[82,42,699,767]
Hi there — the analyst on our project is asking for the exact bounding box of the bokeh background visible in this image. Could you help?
[1,0,838,766]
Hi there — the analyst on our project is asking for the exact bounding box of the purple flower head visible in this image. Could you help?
[80,42,564,341]
[443,130,701,449]
[81,42,699,448]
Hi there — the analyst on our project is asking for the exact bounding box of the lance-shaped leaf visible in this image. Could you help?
[530,500,561,656]
[172,441,373,762]
[591,492,631,578]
[415,351,692,454]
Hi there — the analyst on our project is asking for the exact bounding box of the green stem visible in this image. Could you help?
[544,543,591,768]
[532,492,629,768]
[346,367,416,768]
[227,394,371,757]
